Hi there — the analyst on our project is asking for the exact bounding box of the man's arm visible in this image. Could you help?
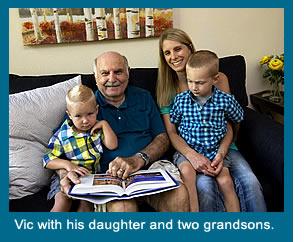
[140,132,169,162]
[107,132,169,179]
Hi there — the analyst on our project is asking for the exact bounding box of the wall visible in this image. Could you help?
[9,8,284,95]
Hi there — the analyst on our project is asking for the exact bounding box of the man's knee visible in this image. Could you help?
[106,199,138,212]
[172,184,190,211]
[148,184,190,212]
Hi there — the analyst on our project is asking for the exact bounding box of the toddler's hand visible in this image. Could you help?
[65,163,90,176]
[90,120,105,135]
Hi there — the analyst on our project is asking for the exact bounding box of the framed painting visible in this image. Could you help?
[18,8,173,45]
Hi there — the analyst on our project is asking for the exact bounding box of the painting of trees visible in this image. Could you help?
[18,8,173,45]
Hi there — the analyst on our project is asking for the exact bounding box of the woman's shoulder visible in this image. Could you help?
[215,72,230,93]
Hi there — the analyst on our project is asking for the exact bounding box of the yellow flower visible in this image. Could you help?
[259,53,284,85]
[268,58,284,71]
[259,55,272,65]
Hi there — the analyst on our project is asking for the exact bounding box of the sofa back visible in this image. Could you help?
[9,55,248,107]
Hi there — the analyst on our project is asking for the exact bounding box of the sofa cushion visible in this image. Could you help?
[9,74,79,94]
[9,55,248,107]
[219,55,248,107]
[129,68,158,100]
[9,75,81,199]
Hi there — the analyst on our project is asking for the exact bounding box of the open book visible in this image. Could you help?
[68,168,180,204]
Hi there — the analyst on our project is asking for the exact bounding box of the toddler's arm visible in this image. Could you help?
[91,120,118,150]
[45,158,90,176]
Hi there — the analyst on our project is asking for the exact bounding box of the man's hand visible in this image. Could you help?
[60,171,81,195]
[107,156,144,179]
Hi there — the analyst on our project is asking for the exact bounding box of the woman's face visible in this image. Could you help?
[162,39,192,73]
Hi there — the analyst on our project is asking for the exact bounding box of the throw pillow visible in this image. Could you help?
[9,75,81,199]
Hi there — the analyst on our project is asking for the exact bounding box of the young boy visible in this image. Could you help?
[43,84,118,212]
[170,50,244,212]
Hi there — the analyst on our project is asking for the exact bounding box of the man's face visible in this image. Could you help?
[95,53,129,102]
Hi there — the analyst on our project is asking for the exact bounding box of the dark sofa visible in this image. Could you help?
[9,55,284,212]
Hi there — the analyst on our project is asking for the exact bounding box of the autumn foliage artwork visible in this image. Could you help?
[19,8,173,45]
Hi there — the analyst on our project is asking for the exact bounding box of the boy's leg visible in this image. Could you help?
[77,200,94,212]
[51,191,72,212]
[216,167,240,212]
[179,162,199,212]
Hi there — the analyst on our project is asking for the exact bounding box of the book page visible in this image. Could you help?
[125,171,166,188]
[70,174,125,195]
[124,169,177,195]
[93,174,123,187]
[69,169,178,198]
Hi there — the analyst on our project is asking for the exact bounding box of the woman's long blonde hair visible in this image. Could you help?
[156,28,195,107]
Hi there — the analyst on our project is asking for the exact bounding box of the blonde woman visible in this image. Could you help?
[156,28,266,212]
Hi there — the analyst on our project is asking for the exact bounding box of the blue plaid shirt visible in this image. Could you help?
[170,87,244,160]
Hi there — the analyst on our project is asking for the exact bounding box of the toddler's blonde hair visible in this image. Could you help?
[66,84,96,110]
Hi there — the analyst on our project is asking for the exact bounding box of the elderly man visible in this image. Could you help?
[60,51,189,212]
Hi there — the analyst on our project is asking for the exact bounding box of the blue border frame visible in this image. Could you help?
[2,1,292,242]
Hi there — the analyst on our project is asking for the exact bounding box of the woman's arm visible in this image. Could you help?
[107,132,170,179]
[215,72,230,93]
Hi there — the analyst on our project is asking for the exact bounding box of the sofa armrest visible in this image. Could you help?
[238,107,284,187]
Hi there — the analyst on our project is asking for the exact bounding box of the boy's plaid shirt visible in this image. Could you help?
[170,87,244,160]
[43,119,104,173]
